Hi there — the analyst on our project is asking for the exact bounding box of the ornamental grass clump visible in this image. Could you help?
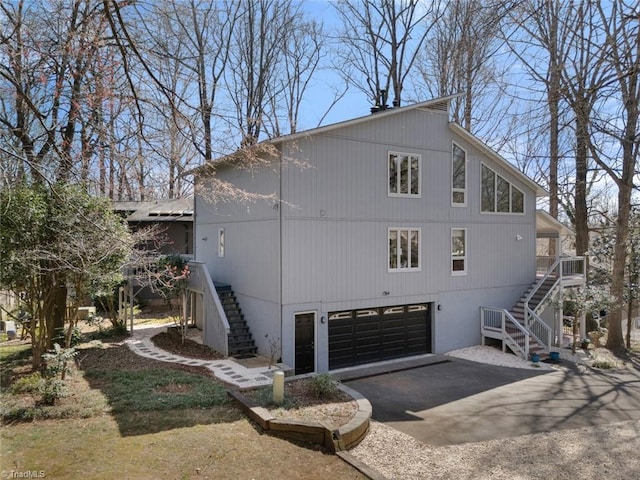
[308,374,339,399]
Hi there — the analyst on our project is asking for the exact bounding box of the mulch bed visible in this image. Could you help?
[150,330,225,361]
[76,340,213,378]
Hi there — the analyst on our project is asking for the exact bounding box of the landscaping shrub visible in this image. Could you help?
[10,372,43,394]
[308,374,339,399]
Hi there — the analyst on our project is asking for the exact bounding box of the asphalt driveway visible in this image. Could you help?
[344,357,640,446]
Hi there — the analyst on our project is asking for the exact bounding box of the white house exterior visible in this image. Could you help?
[192,96,581,374]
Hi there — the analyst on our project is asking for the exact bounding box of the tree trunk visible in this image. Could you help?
[52,281,67,348]
[574,108,590,259]
[627,294,635,350]
[605,162,633,352]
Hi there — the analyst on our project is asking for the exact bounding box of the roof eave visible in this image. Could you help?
[270,94,463,146]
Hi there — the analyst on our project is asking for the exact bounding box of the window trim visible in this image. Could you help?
[388,227,421,272]
[451,142,467,207]
[217,227,225,257]
[388,151,422,198]
[451,228,467,276]
[480,163,525,215]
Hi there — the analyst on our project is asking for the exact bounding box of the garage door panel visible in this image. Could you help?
[356,336,382,348]
[355,322,380,333]
[329,303,432,370]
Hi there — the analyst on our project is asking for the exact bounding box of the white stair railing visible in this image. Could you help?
[186,262,230,356]
[526,307,553,352]
[524,258,561,331]
[481,307,530,358]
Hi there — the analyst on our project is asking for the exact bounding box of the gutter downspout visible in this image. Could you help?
[278,146,283,358]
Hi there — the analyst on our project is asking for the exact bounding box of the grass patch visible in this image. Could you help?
[83,368,229,413]
[0,414,366,479]
[592,360,617,370]
[0,343,32,364]
[0,335,365,478]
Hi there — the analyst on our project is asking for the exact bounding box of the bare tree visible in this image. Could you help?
[226,0,302,144]
[417,0,512,132]
[506,1,609,261]
[333,0,441,108]
[589,0,639,351]
[269,18,324,136]
[0,0,108,185]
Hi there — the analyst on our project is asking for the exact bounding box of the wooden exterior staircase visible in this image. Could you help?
[481,257,585,360]
[214,283,258,357]
[503,276,557,358]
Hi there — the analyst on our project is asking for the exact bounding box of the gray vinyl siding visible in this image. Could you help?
[194,164,281,358]
[279,108,537,307]
[195,103,540,369]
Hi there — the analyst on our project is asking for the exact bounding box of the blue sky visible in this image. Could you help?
[294,0,372,130]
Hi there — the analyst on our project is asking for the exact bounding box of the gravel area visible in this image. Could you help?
[350,419,640,480]
[242,378,358,429]
[446,345,556,370]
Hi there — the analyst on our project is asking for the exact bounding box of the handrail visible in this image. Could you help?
[524,257,561,328]
[481,307,529,358]
[526,306,552,351]
[186,261,230,356]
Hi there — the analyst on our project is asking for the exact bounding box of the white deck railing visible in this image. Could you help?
[186,262,229,356]
[561,256,585,278]
[481,307,530,358]
[537,256,585,280]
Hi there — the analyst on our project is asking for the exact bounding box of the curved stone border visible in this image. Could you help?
[228,383,371,452]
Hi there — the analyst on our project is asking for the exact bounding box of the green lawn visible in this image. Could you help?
[0,339,366,479]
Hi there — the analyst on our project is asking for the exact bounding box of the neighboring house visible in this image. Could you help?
[113,198,194,256]
[190,96,584,374]
[114,198,194,305]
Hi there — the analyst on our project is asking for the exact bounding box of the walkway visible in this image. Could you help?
[125,324,275,388]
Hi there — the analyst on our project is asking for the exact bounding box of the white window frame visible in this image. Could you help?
[451,228,467,276]
[451,142,467,207]
[217,227,225,257]
[480,163,525,215]
[388,151,422,198]
[388,227,421,272]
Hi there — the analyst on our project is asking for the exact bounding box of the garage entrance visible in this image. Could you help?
[328,303,432,370]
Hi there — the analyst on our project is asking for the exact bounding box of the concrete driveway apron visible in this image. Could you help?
[345,357,640,446]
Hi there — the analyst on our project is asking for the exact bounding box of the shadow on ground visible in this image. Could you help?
[78,341,244,436]
[346,356,640,446]
[345,357,550,423]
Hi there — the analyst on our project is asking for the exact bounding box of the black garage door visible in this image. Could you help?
[328,303,432,370]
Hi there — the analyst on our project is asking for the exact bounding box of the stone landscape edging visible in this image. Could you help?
[227,383,371,452]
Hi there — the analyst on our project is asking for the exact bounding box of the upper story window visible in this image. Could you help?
[388,152,421,197]
[452,142,466,206]
[451,228,467,275]
[481,164,524,214]
[388,227,420,271]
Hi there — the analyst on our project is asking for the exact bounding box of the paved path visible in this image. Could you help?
[346,357,640,446]
[125,324,275,388]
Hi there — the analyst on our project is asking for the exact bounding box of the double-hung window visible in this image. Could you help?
[388,228,420,271]
[451,228,467,275]
[388,152,421,197]
[481,164,524,214]
[452,143,466,206]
